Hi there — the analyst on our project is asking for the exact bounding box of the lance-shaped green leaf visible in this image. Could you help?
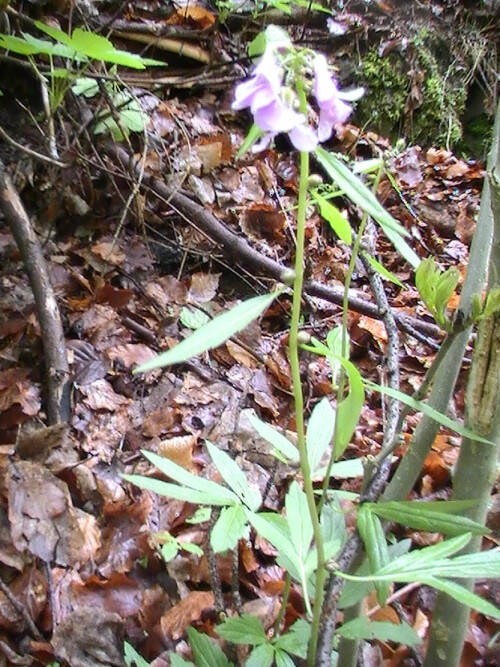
[357,505,390,606]
[134,290,281,373]
[336,617,421,646]
[124,642,150,667]
[364,380,494,444]
[285,483,314,611]
[419,576,500,620]
[247,412,299,463]
[312,192,352,245]
[211,504,248,553]
[206,441,261,511]
[335,357,365,458]
[275,650,296,667]
[339,540,411,609]
[366,500,488,536]
[124,449,238,505]
[306,397,336,473]
[361,251,405,287]
[315,147,420,268]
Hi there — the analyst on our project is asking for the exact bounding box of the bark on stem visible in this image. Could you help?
[423,98,500,667]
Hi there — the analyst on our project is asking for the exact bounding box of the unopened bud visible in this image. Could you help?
[297,330,311,345]
[280,268,296,285]
[308,174,323,188]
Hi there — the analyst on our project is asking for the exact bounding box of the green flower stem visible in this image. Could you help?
[289,146,326,665]
[290,74,326,667]
[273,573,292,635]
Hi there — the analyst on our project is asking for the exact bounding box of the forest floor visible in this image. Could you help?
[0,1,498,666]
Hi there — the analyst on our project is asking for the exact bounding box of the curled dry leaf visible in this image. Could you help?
[160,590,215,640]
[52,607,124,667]
[8,461,85,566]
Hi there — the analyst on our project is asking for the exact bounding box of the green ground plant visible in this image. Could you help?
[125,25,500,667]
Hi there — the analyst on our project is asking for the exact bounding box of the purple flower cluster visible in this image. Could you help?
[232,46,363,153]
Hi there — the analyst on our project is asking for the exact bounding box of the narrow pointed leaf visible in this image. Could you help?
[141,450,238,503]
[367,500,488,536]
[315,147,420,268]
[246,644,275,667]
[134,291,281,372]
[307,397,336,473]
[313,192,352,245]
[336,617,421,645]
[357,506,390,606]
[365,380,494,444]
[206,441,261,511]
[420,576,500,619]
[247,412,299,462]
[122,475,234,506]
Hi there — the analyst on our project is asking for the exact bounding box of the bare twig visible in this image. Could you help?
[0,159,70,424]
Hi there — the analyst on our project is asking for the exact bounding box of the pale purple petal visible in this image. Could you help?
[289,124,318,152]
[253,47,282,94]
[338,87,365,102]
[313,54,339,107]
[252,133,275,153]
[253,98,304,133]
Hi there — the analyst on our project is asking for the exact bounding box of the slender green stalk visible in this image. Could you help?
[273,573,292,635]
[289,146,325,665]
[286,78,327,665]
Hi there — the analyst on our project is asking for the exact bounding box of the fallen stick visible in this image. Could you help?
[111,146,441,341]
[0,158,70,424]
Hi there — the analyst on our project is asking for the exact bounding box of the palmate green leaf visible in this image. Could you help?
[247,412,299,463]
[0,33,46,55]
[367,500,487,536]
[210,504,248,553]
[306,397,336,473]
[124,642,150,667]
[216,614,267,645]
[336,617,421,646]
[420,576,500,619]
[361,251,405,287]
[34,20,75,47]
[122,475,235,506]
[272,619,310,658]
[275,650,296,667]
[357,506,390,606]
[187,628,233,667]
[206,441,261,511]
[170,655,194,667]
[313,192,352,245]
[134,290,281,373]
[246,643,275,667]
[365,380,494,444]
[315,147,420,268]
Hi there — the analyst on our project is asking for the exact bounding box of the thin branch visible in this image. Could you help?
[0,159,70,424]
[108,145,442,340]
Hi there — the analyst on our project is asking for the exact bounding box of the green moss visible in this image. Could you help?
[356,34,468,149]
[357,48,409,139]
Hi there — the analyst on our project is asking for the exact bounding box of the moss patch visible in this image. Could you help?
[356,33,468,149]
